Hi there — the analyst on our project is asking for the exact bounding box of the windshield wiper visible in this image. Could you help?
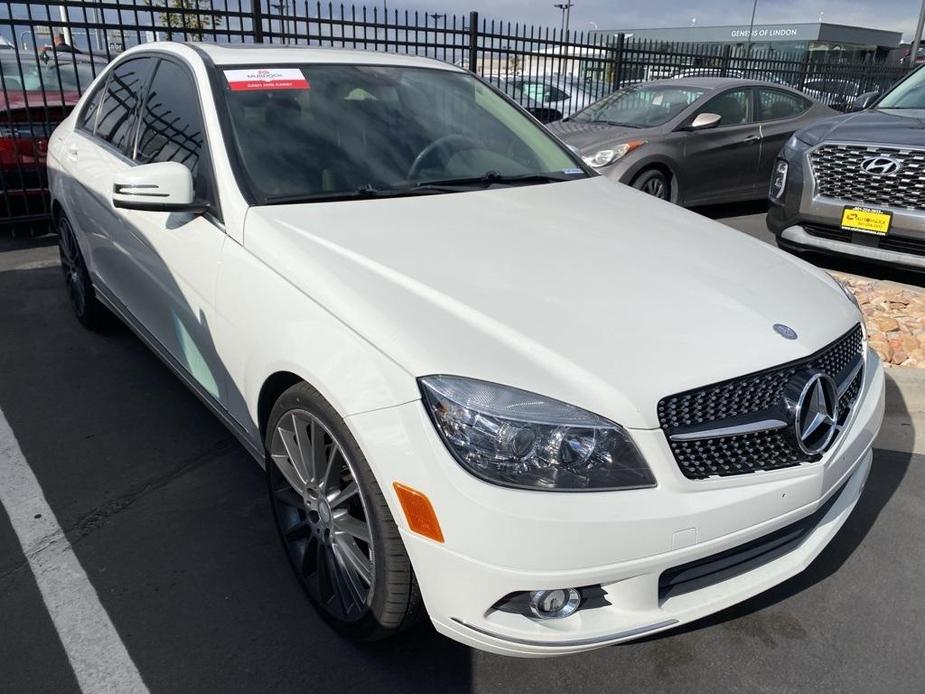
[264,184,444,205]
[262,172,580,205]
[591,120,641,128]
[412,171,579,191]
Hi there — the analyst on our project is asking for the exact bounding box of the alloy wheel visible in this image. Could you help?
[57,216,87,316]
[643,177,667,199]
[268,410,374,622]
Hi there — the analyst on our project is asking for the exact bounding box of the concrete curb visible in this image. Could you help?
[880,368,925,454]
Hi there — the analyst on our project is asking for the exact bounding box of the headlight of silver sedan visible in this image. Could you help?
[419,376,655,491]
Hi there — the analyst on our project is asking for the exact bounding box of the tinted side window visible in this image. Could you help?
[757,89,809,121]
[95,58,153,152]
[78,80,106,131]
[700,89,751,126]
[135,59,204,175]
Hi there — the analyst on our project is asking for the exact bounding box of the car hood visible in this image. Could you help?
[244,177,859,429]
[548,119,659,155]
[800,108,925,147]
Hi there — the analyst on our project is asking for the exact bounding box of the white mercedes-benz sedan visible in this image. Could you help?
[48,42,884,657]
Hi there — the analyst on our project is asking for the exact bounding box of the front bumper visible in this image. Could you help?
[767,142,925,269]
[778,223,925,270]
[347,351,884,657]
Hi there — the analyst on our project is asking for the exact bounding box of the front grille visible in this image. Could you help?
[810,144,925,211]
[804,223,925,259]
[658,477,851,600]
[658,325,864,480]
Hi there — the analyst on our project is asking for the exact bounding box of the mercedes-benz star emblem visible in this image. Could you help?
[791,372,839,455]
[860,156,902,176]
[773,323,798,340]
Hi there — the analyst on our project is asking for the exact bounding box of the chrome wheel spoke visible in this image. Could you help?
[277,419,310,486]
[271,453,303,494]
[328,480,358,509]
[331,544,366,612]
[318,433,340,494]
[293,414,317,485]
[333,533,372,586]
[334,513,371,544]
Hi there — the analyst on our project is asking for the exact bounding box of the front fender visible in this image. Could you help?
[605,151,683,204]
[213,235,421,448]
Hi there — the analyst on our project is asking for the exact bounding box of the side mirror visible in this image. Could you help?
[850,91,881,111]
[112,161,208,213]
[689,112,722,130]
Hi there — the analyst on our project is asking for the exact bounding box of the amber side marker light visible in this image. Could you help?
[393,482,445,543]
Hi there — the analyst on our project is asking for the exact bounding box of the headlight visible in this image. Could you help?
[836,279,863,315]
[581,139,646,168]
[770,159,789,200]
[419,376,655,491]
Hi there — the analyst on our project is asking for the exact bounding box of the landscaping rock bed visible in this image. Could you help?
[833,272,925,368]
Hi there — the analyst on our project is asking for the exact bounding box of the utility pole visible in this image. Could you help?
[553,3,573,36]
[272,0,288,43]
[912,0,925,69]
[745,0,759,58]
[429,13,446,23]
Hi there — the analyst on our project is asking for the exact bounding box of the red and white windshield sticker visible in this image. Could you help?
[224,68,309,91]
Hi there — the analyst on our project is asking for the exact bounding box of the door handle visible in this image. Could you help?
[65,143,79,161]
[743,134,762,144]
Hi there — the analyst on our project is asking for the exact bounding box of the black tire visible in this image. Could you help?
[265,381,424,640]
[632,168,671,201]
[57,213,109,330]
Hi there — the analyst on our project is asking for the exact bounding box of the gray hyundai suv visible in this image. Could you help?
[768,67,925,268]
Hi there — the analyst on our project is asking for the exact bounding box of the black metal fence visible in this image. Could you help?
[0,1,911,234]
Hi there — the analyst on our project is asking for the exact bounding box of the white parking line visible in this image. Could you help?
[0,408,149,694]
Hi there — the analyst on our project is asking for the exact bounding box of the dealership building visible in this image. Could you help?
[591,22,903,62]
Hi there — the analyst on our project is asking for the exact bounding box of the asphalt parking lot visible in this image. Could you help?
[1,207,924,694]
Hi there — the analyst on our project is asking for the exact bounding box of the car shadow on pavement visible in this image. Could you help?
[652,374,913,639]
[0,235,476,691]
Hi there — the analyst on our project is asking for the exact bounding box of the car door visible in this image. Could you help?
[59,56,155,298]
[755,88,813,187]
[112,56,231,405]
[679,87,762,204]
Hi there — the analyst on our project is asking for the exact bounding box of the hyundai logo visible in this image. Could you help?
[860,156,902,176]
[785,371,840,456]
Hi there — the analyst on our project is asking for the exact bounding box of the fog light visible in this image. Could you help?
[528,588,581,620]
[770,159,788,200]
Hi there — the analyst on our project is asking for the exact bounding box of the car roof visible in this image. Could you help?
[644,76,798,91]
[141,41,463,72]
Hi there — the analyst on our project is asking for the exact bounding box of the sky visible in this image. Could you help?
[386,0,924,41]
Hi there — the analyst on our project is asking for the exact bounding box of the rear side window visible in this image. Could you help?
[135,59,204,174]
[757,89,810,121]
[95,57,153,152]
[78,80,106,131]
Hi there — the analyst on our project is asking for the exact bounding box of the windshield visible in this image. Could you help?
[572,84,705,127]
[221,64,585,204]
[0,57,98,92]
[878,67,925,109]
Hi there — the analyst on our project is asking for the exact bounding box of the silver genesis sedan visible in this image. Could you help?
[548,77,835,206]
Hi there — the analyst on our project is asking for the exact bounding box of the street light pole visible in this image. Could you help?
[912,0,925,69]
[553,3,573,36]
[745,0,759,58]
